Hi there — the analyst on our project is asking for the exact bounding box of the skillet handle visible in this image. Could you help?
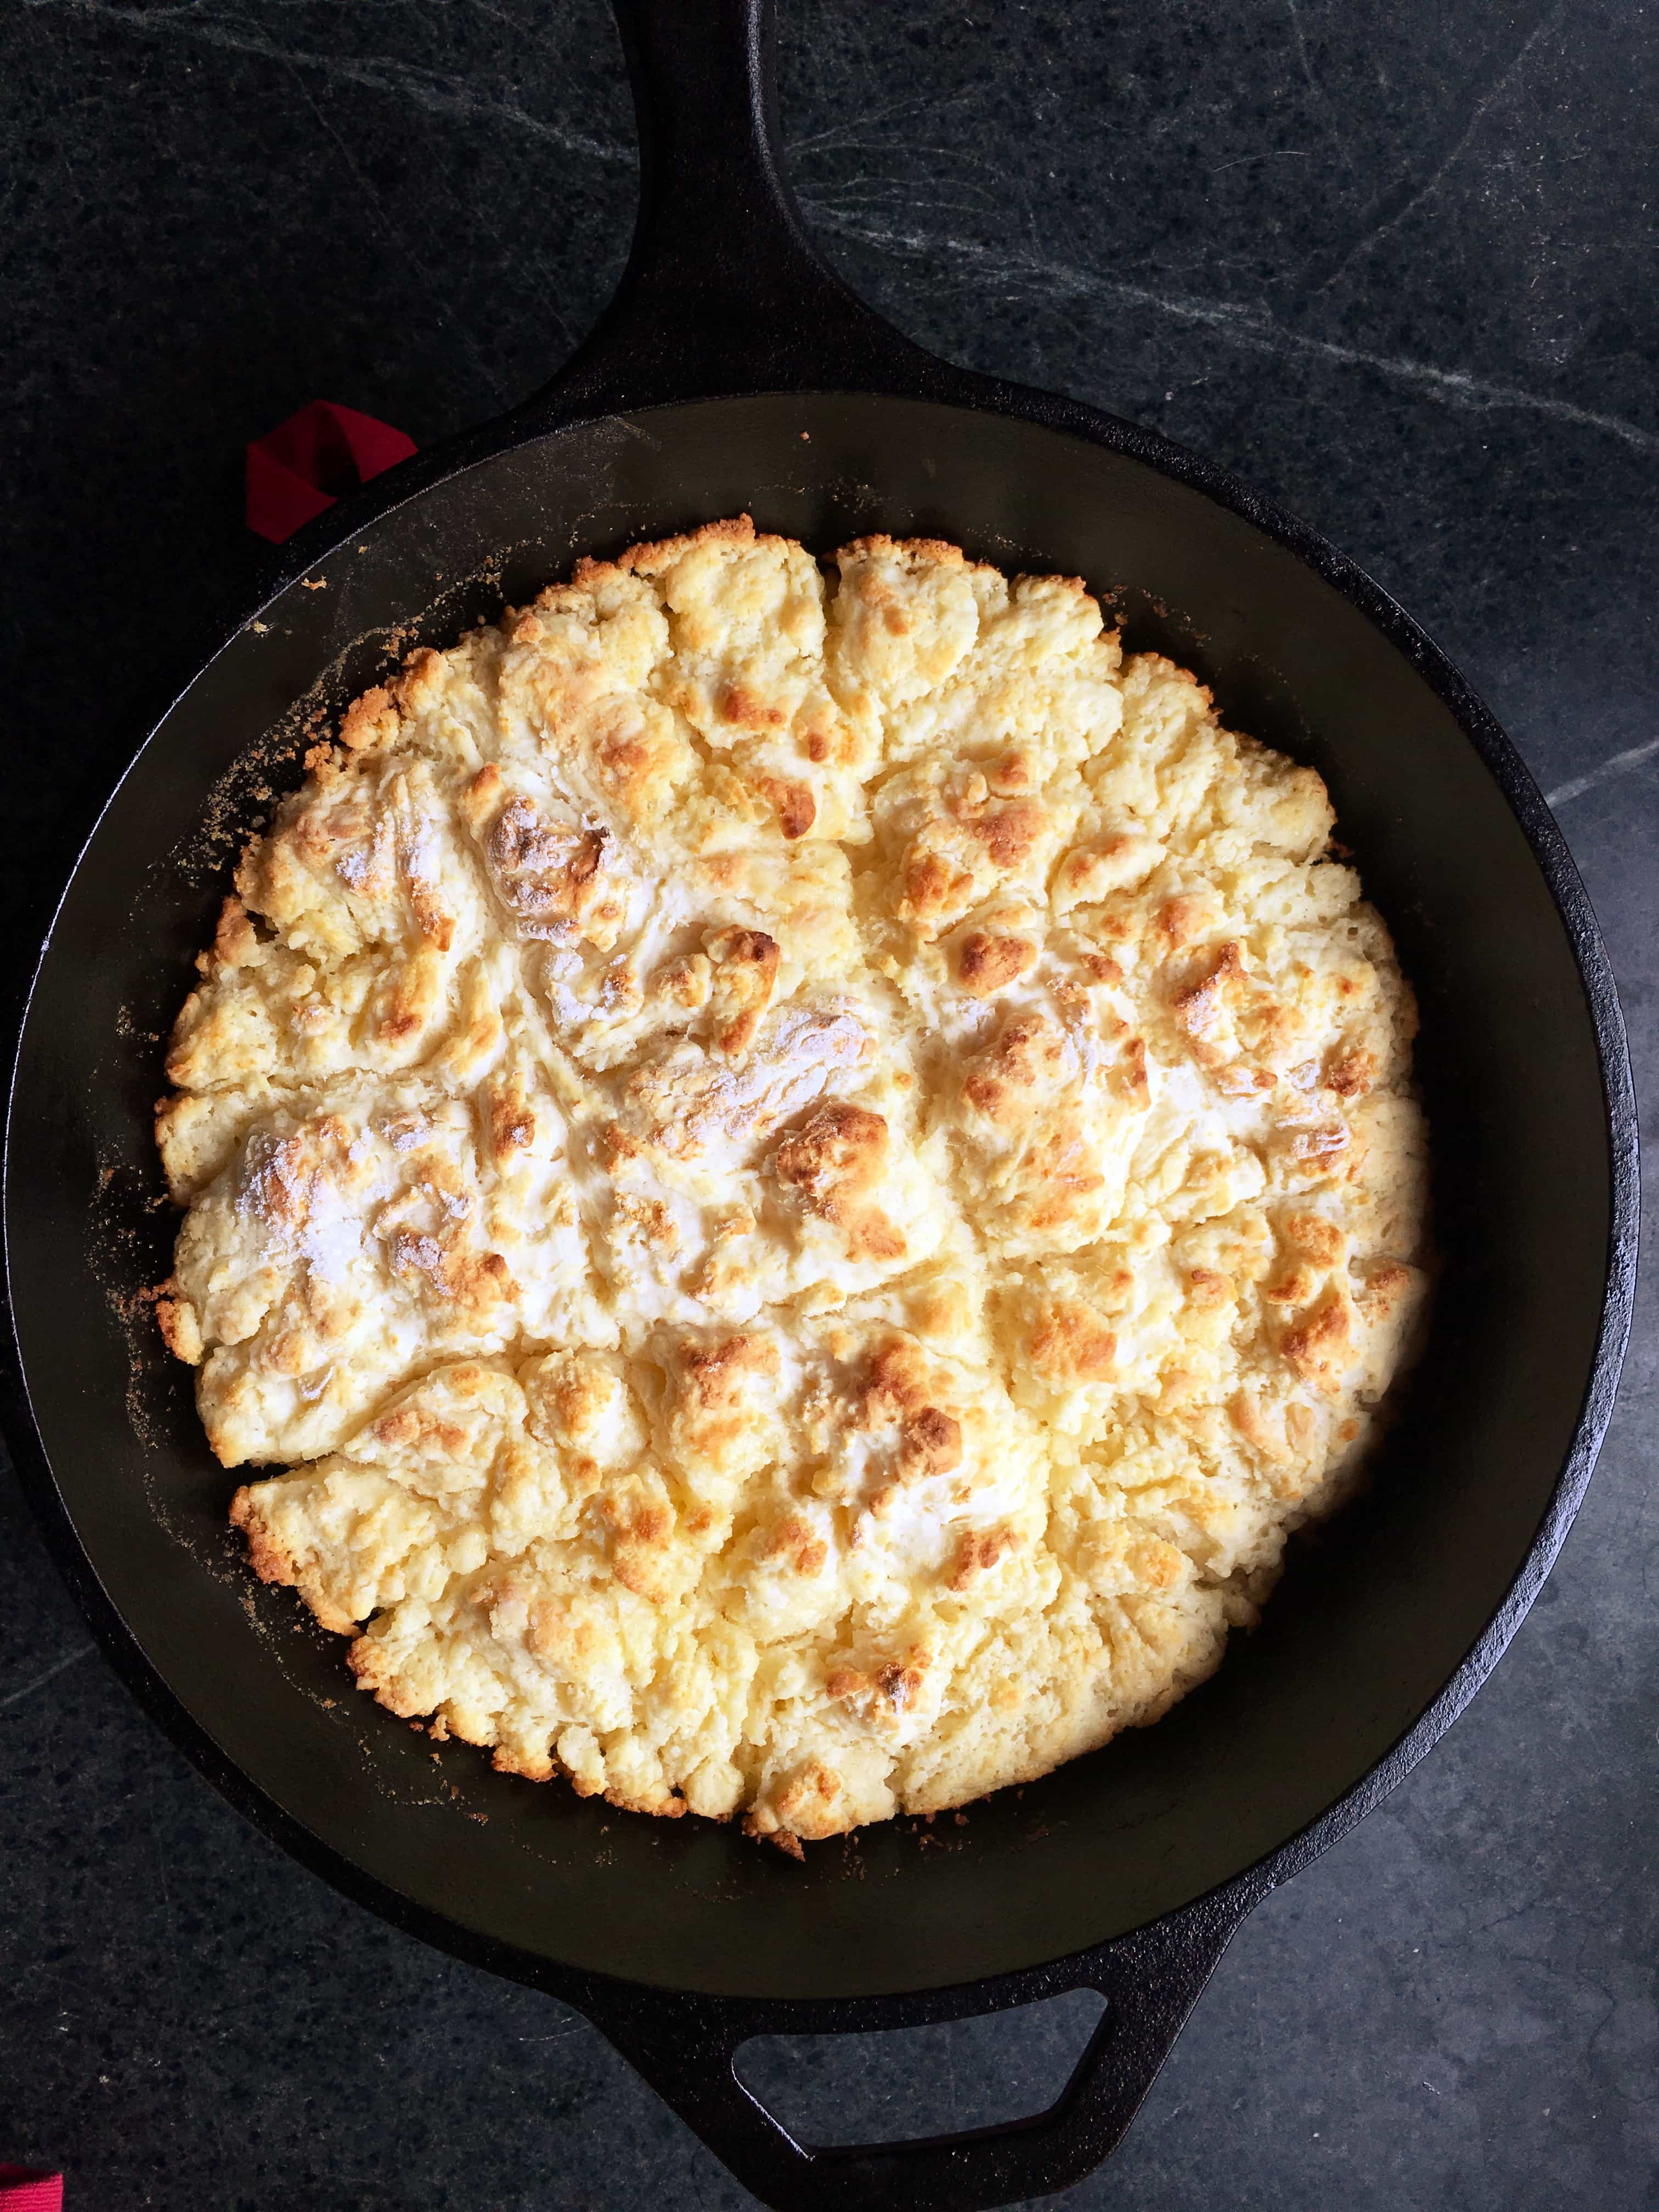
[579,1889,1250,2212]
[517,0,945,424]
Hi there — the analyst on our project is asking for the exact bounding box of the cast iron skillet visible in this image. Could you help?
[0,4,1639,2206]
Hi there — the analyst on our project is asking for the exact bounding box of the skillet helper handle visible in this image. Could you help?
[522,0,938,423]
[581,1892,1248,2212]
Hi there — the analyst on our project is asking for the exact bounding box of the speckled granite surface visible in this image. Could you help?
[1,3,1655,2205]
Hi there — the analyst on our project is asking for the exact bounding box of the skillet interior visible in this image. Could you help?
[5,391,1612,2002]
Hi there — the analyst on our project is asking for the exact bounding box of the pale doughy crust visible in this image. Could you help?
[158,519,1429,1849]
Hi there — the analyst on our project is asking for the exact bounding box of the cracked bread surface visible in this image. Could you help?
[157,517,1429,1849]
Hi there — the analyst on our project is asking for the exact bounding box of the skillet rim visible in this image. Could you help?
[0,379,1639,2034]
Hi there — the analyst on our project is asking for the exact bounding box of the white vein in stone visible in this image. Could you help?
[0,1643,96,1713]
[1308,2,1563,299]
[1210,149,1314,176]
[25,0,632,165]
[802,207,1659,460]
[1545,737,1659,810]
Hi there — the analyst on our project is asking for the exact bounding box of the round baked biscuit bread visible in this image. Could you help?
[156,518,1429,1850]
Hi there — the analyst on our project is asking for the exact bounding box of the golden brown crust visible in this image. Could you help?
[162,520,1429,1850]
[596,512,766,579]
[155,1282,204,1365]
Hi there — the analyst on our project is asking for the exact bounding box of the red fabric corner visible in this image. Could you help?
[0,2169,63,2211]
[246,399,417,543]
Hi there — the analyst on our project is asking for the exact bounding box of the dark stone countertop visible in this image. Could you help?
[2,3,1655,2207]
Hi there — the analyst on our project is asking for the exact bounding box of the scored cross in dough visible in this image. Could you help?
[156,518,1429,1853]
